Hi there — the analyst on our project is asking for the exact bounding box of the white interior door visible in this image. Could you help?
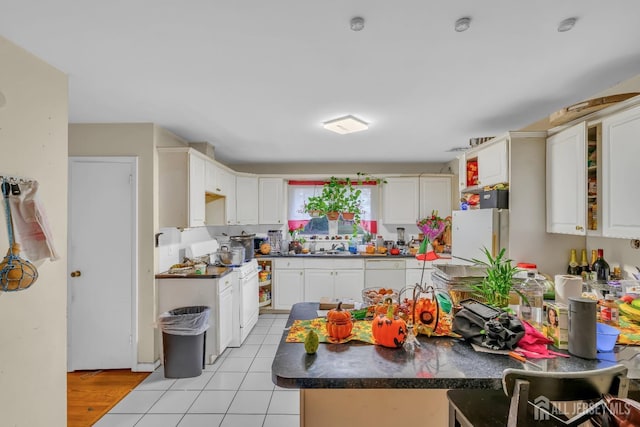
[68,157,137,371]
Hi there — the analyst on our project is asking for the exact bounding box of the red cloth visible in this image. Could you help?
[517,320,569,359]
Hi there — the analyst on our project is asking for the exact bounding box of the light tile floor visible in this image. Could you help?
[94,314,299,427]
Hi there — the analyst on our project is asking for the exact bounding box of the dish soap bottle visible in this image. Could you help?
[518,271,544,330]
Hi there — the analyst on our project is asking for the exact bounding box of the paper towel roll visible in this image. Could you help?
[555,274,583,305]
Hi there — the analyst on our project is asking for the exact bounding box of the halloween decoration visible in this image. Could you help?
[372,301,407,348]
[326,302,353,340]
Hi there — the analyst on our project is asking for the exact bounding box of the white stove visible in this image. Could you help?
[187,240,259,348]
[230,258,259,347]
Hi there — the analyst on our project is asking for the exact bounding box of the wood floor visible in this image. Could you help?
[67,369,150,427]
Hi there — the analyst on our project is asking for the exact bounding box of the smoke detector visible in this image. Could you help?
[350,17,365,31]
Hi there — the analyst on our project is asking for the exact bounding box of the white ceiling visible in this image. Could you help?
[3,1,640,165]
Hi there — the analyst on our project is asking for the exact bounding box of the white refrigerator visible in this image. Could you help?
[451,209,509,264]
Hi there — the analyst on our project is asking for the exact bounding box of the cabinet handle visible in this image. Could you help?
[575,225,584,231]
[299,271,303,276]
[70,270,81,278]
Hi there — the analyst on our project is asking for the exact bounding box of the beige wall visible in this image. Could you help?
[0,37,68,426]
[69,124,187,364]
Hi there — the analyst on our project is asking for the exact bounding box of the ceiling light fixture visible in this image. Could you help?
[350,16,365,31]
[323,115,369,135]
[558,17,577,32]
[454,17,471,32]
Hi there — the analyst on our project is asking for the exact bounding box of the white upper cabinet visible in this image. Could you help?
[259,178,285,225]
[218,168,236,225]
[419,175,452,219]
[158,147,207,228]
[188,154,206,227]
[235,175,259,225]
[601,105,640,238]
[383,177,420,224]
[458,137,509,191]
[477,138,508,187]
[546,122,587,235]
[205,161,222,194]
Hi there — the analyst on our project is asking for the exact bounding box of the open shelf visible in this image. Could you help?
[259,299,272,308]
[259,280,271,288]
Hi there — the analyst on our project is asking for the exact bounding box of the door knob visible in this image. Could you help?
[70,271,81,278]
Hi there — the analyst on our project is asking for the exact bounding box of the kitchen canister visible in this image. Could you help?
[568,297,597,359]
[555,274,583,305]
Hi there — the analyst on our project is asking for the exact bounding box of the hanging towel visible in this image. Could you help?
[9,180,59,262]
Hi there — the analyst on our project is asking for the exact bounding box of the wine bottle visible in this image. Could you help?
[580,249,590,280]
[567,249,580,275]
[592,248,610,283]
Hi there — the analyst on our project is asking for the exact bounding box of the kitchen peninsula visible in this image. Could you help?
[273,302,640,426]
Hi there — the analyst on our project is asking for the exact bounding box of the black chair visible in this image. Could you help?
[447,364,629,427]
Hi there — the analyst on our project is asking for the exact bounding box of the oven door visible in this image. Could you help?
[240,269,259,337]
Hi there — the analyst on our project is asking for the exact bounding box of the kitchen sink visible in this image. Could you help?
[296,250,355,256]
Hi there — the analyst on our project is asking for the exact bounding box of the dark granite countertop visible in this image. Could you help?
[255,253,452,260]
[155,265,233,279]
[272,302,640,390]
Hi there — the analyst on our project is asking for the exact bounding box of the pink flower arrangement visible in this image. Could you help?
[416,211,447,243]
[415,211,450,260]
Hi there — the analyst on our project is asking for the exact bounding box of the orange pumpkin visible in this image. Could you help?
[372,303,407,348]
[326,302,353,340]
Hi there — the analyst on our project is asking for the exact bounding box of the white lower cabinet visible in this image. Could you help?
[217,275,234,353]
[273,258,304,310]
[304,259,364,302]
[157,276,230,364]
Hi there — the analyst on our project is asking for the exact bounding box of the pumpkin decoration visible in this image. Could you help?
[410,286,455,337]
[325,302,353,340]
[414,297,439,329]
[372,302,407,348]
[259,242,271,255]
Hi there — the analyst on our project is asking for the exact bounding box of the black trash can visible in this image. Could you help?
[158,305,210,378]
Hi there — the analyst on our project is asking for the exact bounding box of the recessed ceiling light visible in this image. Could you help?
[323,115,369,135]
[558,17,577,32]
[454,17,471,32]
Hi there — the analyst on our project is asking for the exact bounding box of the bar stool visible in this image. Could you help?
[447,364,629,427]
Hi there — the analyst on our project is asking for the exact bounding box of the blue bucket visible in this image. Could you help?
[596,322,620,352]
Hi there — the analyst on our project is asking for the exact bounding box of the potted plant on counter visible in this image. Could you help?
[467,247,519,309]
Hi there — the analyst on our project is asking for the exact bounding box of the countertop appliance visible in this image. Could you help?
[364,259,406,290]
[451,209,509,264]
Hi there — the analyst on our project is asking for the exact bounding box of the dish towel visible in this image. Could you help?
[517,320,569,359]
[9,180,59,262]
